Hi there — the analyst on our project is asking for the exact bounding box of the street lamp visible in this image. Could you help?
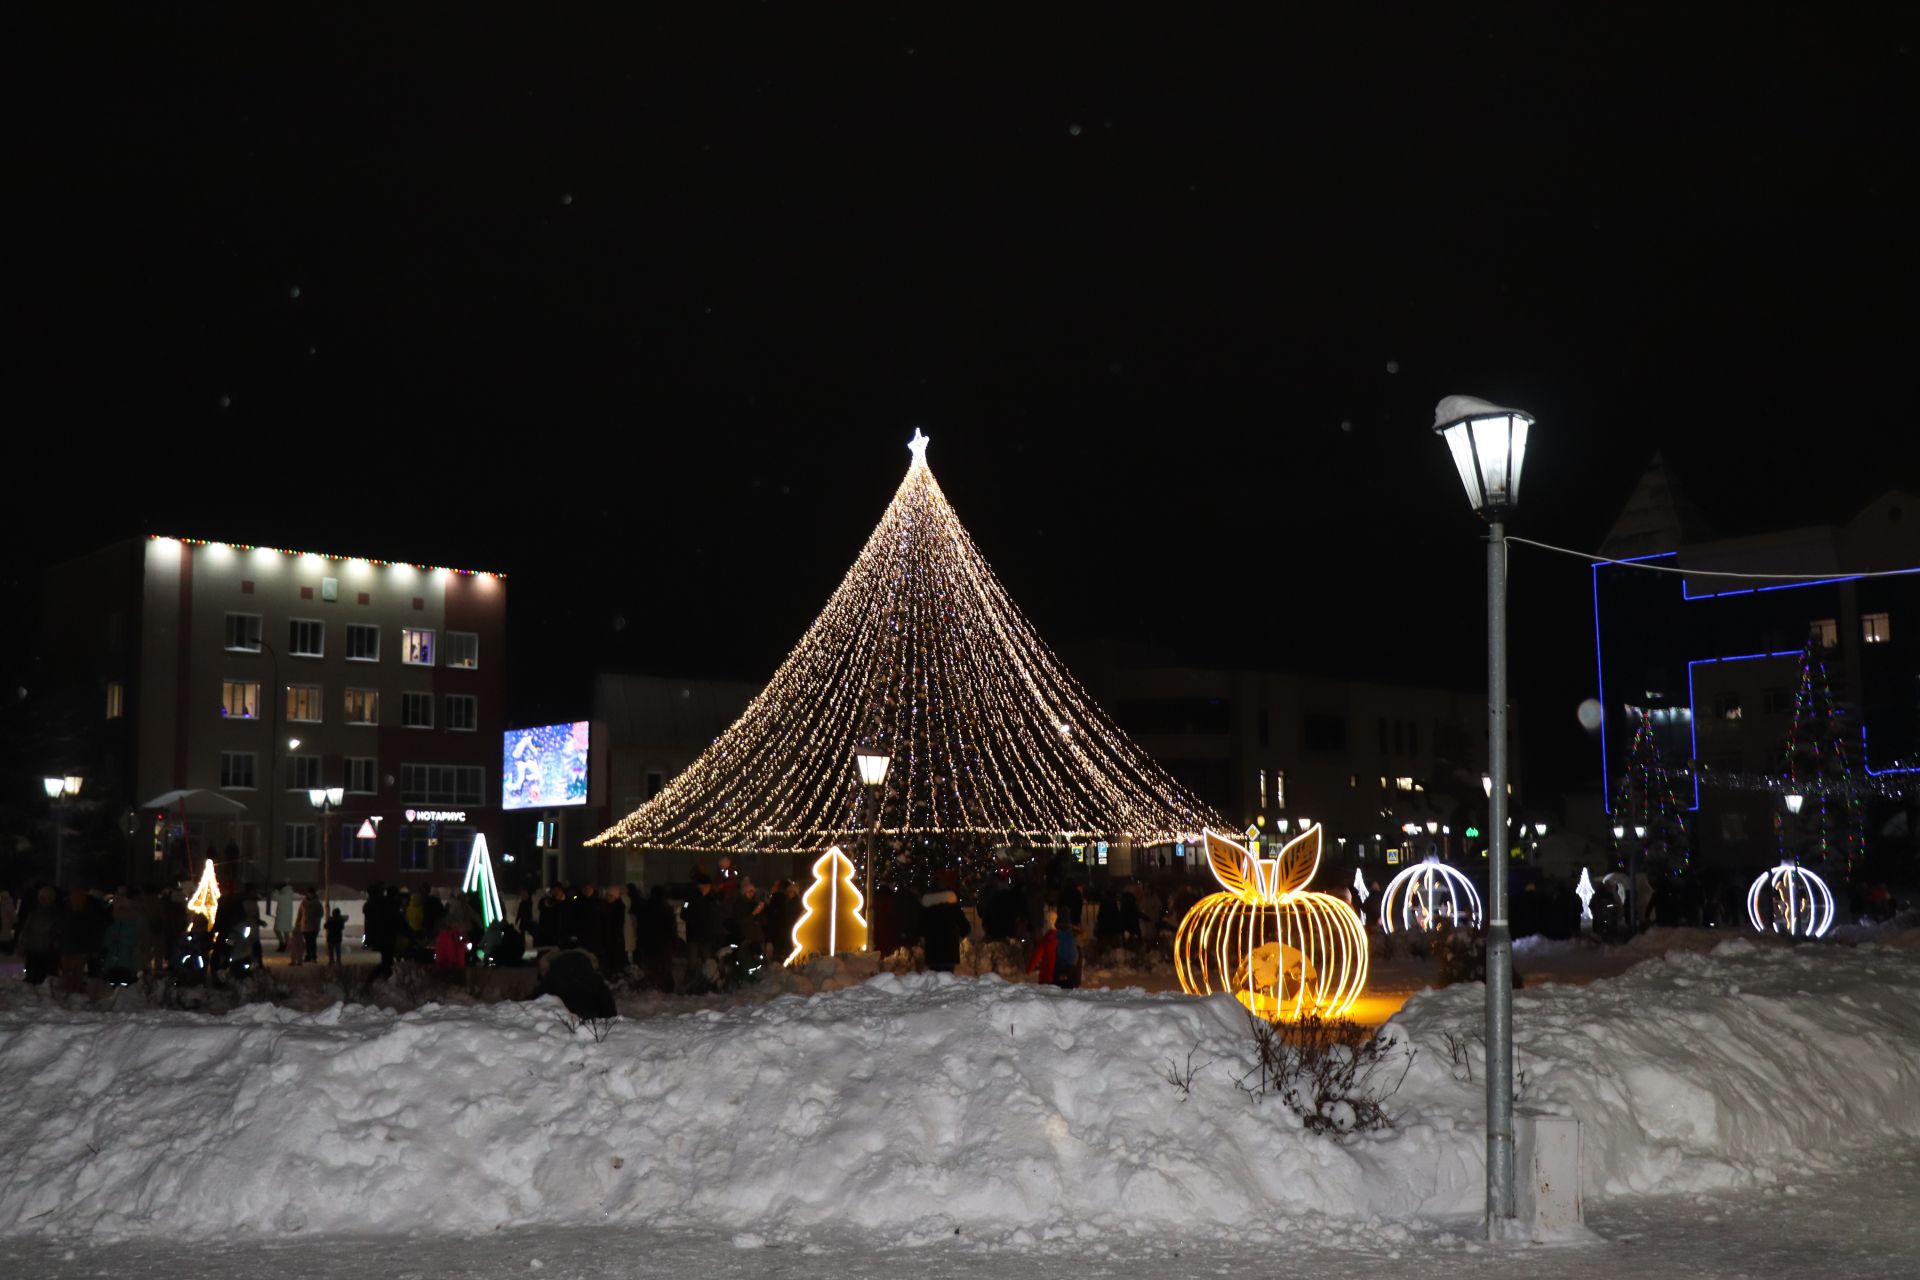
[308,785,344,920]
[854,749,890,945]
[43,775,83,888]
[1435,393,1533,1238]
[1783,793,1804,815]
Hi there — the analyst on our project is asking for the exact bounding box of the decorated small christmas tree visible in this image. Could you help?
[1613,706,1690,869]
[785,846,868,965]
[187,858,220,928]
[461,833,503,927]
[1776,634,1865,874]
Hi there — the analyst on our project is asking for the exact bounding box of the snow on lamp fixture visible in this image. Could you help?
[1378,857,1484,934]
[1434,395,1532,520]
[1173,825,1369,1022]
[786,846,868,964]
[1746,862,1834,938]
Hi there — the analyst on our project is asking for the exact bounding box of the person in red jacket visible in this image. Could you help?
[1027,908,1061,985]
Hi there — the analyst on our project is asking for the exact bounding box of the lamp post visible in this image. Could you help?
[1434,393,1533,1238]
[42,775,83,889]
[854,749,891,946]
[308,785,344,919]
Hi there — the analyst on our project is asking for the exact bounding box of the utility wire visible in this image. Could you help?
[1504,536,1919,582]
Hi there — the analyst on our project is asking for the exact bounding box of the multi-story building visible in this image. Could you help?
[37,535,506,891]
[1085,665,1519,876]
[1591,461,1918,875]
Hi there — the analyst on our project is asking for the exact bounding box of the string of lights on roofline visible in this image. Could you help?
[149,535,504,580]
[589,430,1223,854]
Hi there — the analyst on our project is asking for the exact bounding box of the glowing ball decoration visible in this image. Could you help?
[187,858,221,928]
[1174,825,1369,1022]
[1378,856,1483,934]
[1746,862,1835,939]
[785,845,869,965]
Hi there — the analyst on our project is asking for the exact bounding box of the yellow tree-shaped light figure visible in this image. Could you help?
[786,845,869,965]
[187,858,221,929]
[461,833,504,928]
[1174,825,1369,1021]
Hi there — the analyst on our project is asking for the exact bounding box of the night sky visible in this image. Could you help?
[12,8,1916,805]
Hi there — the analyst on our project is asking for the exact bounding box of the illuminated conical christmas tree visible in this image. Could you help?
[1613,707,1690,869]
[590,430,1221,874]
[1775,634,1865,875]
[188,858,221,928]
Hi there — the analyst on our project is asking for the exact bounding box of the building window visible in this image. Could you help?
[220,751,257,790]
[1348,774,1357,788]
[1713,691,1743,721]
[288,754,321,790]
[1394,776,1414,792]
[401,692,434,729]
[402,628,435,666]
[1862,612,1891,644]
[106,681,124,719]
[341,828,375,862]
[646,770,665,798]
[1406,720,1418,756]
[1257,768,1267,809]
[346,623,380,662]
[1273,769,1286,809]
[398,829,433,872]
[345,757,377,794]
[286,684,324,723]
[1810,618,1838,649]
[289,619,325,658]
[444,631,479,669]
[344,688,379,725]
[446,694,478,732]
[1302,713,1347,752]
[440,828,474,873]
[1762,687,1793,715]
[220,680,260,720]
[400,763,486,806]
[285,823,319,861]
[1378,719,1389,754]
[225,613,262,652]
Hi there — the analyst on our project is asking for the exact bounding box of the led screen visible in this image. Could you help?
[503,720,590,810]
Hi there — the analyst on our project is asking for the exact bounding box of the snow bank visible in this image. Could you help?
[0,939,1914,1244]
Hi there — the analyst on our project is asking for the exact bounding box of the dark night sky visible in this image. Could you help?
[11,7,1917,804]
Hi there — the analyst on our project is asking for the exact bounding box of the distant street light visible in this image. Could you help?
[854,749,891,945]
[309,785,345,918]
[1434,393,1533,1239]
[43,775,84,889]
[1784,793,1804,815]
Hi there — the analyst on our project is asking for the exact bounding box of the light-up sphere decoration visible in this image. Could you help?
[1746,862,1834,939]
[187,858,221,929]
[786,845,868,964]
[1377,857,1483,934]
[1173,825,1369,1022]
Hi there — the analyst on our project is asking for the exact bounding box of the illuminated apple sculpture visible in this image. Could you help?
[1174,825,1369,1021]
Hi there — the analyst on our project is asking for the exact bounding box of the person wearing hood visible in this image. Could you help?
[920,888,969,973]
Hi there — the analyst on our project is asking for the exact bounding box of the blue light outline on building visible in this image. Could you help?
[1682,567,1919,601]
[1593,552,1677,813]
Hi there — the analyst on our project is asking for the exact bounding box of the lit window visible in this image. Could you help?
[344,688,380,725]
[446,694,478,732]
[105,681,124,720]
[346,624,380,662]
[220,680,260,720]
[401,692,434,728]
[1713,691,1742,721]
[225,613,262,652]
[285,824,319,861]
[1395,776,1414,792]
[345,757,377,794]
[289,619,325,658]
[444,631,479,669]
[220,751,257,789]
[1862,612,1891,644]
[286,684,323,722]
[1257,768,1267,809]
[1349,774,1358,788]
[402,628,435,666]
[1274,770,1286,809]
[288,754,321,790]
[1810,618,1838,649]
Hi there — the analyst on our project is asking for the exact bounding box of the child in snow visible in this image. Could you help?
[1052,915,1080,989]
[324,909,346,964]
[1027,908,1062,985]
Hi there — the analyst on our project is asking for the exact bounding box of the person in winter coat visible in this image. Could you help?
[1026,908,1062,984]
[325,908,347,964]
[292,890,322,966]
[920,889,970,973]
[272,884,297,953]
[1052,918,1080,989]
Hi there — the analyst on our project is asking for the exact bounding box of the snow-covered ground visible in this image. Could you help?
[1,928,1916,1265]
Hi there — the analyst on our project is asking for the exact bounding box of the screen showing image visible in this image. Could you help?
[502,721,590,810]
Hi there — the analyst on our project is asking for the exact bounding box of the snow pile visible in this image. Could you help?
[0,939,1915,1244]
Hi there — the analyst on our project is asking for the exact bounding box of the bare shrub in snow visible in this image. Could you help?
[1161,1046,1210,1100]
[1236,1012,1412,1135]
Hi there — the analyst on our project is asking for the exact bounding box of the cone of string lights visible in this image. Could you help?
[589,430,1223,882]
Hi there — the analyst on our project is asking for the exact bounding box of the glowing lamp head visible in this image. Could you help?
[1784,793,1804,815]
[1434,395,1533,520]
[1612,824,1626,840]
[308,788,327,808]
[43,777,64,799]
[1534,821,1548,836]
[854,750,891,788]
[1634,824,1648,839]
[1425,821,1438,835]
